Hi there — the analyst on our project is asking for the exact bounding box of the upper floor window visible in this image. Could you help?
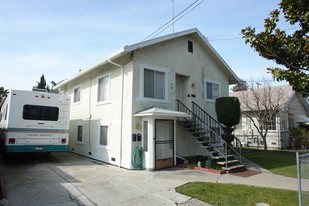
[97,74,110,104]
[141,66,168,102]
[188,41,193,53]
[73,86,81,104]
[205,81,220,101]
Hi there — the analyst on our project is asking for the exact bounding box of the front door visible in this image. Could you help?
[176,75,185,102]
[155,120,174,169]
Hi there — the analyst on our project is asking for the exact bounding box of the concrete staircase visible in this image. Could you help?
[176,100,245,172]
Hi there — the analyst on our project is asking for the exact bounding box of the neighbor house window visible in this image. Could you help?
[144,68,166,100]
[206,81,220,100]
[242,116,247,132]
[97,74,110,103]
[77,125,84,143]
[267,116,277,131]
[73,86,81,103]
[99,125,108,147]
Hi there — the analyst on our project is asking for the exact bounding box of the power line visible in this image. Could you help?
[209,26,300,42]
[143,0,205,41]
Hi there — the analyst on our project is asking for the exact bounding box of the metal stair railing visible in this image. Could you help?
[176,100,225,157]
[191,101,242,165]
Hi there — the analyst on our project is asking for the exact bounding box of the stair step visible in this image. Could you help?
[197,140,208,144]
[209,151,219,154]
[184,123,200,127]
[217,160,240,165]
[211,155,234,160]
[188,128,204,131]
[223,164,245,171]
[201,144,223,149]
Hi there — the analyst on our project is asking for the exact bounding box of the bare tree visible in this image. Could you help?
[231,81,289,150]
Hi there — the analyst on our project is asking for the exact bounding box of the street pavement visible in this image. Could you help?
[0,152,308,206]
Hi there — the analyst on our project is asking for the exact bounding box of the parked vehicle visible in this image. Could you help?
[0,90,70,153]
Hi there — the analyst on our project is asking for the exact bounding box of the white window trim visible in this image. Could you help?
[97,122,111,149]
[76,123,85,145]
[139,64,169,103]
[267,116,278,131]
[72,85,82,105]
[204,78,221,103]
[96,73,111,105]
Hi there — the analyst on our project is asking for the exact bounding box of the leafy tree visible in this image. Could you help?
[241,0,309,96]
[231,80,249,92]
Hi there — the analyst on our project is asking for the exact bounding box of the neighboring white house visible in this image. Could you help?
[55,28,240,170]
[230,85,309,149]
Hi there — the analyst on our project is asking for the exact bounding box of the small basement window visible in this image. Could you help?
[188,41,193,53]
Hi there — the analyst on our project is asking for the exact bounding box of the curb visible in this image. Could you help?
[179,164,226,174]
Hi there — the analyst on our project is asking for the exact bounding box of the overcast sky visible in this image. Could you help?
[0,0,293,90]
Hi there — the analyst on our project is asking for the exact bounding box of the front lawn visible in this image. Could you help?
[176,182,298,206]
[243,151,298,178]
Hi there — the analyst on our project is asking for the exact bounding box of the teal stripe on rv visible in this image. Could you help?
[7,128,69,133]
[6,145,68,153]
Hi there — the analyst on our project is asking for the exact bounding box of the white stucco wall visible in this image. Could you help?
[130,35,232,158]
[59,33,237,169]
[60,59,134,168]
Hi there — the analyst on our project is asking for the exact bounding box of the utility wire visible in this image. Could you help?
[143,0,205,41]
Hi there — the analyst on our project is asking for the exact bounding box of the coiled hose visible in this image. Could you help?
[132,145,144,170]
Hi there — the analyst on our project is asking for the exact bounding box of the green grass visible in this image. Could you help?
[243,152,297,178]
[176,182,298,206]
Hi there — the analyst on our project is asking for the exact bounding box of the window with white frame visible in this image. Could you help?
[205,81,220,100]
[99,125,109,147]
[73,86,81,103]
[77,125,84,143]
[97,74,110,103]
[267,115,277,131]
[143,68,166,100]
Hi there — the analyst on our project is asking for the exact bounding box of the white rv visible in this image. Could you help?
[0,90,70,153]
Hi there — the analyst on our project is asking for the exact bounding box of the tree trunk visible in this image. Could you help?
[262,135,268,151]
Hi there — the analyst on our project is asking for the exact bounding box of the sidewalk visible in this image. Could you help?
[1,152,308,206]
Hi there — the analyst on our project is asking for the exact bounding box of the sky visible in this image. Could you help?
[0,0,293,90]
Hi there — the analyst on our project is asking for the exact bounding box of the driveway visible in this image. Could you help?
[0,152,308,206]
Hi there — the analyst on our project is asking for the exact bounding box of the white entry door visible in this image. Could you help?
[155,120,174,169]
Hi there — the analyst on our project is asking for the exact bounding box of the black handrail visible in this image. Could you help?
[191,101,242,164]
[176,99,242,167]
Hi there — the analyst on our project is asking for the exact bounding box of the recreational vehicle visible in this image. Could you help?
[0,90,70,153]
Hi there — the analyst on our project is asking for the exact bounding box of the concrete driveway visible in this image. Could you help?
[1,152,308,206]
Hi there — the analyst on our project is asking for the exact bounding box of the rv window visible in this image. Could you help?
[23,105,59,121]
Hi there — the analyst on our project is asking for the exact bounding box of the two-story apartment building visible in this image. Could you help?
[55,28,240,170]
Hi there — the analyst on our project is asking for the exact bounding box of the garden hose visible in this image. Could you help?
[132,145,144,170]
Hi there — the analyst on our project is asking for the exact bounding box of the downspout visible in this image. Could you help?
[108,59,124,168]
